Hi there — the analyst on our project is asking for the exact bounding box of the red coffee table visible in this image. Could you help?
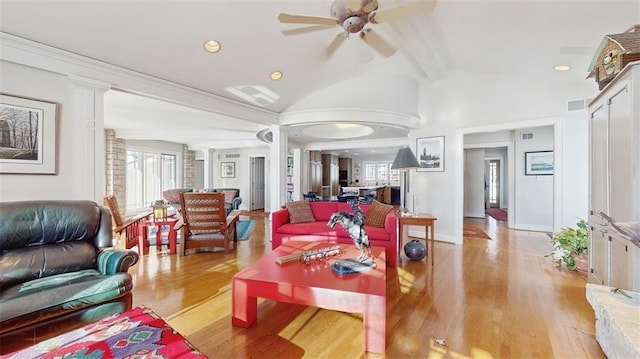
[232,240,386,354]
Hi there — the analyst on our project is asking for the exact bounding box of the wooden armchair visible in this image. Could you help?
[179,192,233,255]
[103,195,151,250]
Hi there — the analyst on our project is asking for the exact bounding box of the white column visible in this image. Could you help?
[269,125,288,212]
[68,75,110,202]
[204,148,216,188]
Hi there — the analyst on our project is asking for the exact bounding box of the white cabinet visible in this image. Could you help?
[588,62,640,291]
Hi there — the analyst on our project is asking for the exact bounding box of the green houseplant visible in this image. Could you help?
[548,219,588,271]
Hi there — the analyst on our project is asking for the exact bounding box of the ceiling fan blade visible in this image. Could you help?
[346,0,363,12]
[281,25,337,36]
[326,32,349,59]
[369,0,437,24]
[362,0,379,13]
[360,29,395,57]
[278,13,339,26]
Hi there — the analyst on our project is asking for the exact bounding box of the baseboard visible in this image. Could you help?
[464,212,486,218]
[514,223,553,232]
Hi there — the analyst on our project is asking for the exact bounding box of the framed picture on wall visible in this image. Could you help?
[0,94,58,174]
[525,150,554,175]
[221,162,235,178]
[416,136,445,172]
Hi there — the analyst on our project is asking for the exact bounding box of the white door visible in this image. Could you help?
[251,157,265,210]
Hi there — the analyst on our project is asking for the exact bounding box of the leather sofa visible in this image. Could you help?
[0,200,139,351]
[163,188,242,214]
[271,201,399,266]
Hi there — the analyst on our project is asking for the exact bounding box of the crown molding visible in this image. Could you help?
[279,108,421,130]
[0,32,279,126]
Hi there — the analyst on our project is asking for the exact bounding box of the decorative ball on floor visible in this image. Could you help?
[404,239,427,261]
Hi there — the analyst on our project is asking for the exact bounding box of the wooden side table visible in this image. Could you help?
[138,216,179,255]
[398,214,437,266]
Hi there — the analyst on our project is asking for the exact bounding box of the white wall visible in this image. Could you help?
[412,71,598,243]
[464,148,485,218]
[213,146,270,211]
[0,61,80,201]
[561,106,589,227]
[514,126,555,231]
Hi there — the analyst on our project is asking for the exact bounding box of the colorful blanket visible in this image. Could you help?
[3,306,207,358]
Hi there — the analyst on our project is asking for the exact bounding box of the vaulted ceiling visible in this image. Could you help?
[1,0,638,154]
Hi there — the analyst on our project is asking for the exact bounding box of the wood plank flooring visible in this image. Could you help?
[128,214,604,358]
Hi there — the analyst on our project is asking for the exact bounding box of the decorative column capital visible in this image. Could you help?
[68,75,111,92]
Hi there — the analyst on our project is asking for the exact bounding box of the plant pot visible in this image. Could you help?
[571,252,588,275]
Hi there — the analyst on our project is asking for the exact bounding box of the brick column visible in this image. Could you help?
[105,129,127,211]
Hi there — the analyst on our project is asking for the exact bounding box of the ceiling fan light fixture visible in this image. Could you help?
[203,40,221,53]
[270,71,283,81]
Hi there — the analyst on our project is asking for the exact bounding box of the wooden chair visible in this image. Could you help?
[179,192,232,255]
[103,195,151,251]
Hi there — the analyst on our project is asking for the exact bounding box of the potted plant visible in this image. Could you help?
[548,219,588,272]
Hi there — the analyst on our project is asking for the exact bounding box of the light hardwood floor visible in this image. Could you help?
[130,214,604,358]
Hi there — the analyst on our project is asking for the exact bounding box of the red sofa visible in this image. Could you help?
[271,201,398,267]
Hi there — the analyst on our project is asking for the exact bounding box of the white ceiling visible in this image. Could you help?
[1,0,638,155]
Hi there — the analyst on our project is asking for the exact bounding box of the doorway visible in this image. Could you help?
[250,157,265,211]
[485,158,501,209]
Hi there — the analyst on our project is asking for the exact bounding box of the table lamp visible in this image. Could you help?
[391,147,420,214]
[153,200,168,220]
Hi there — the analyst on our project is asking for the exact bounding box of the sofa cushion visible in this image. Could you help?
[286,200,316,224]
[0,269,132,323]
[364,200,394,228]
[276,221,339,237]
[0,240,97,290]
[311,202,340,221]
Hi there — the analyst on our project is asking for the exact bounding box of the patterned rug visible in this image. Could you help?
[4,306,206,358]
[486,208,508,221]
[237,220,256,241]
[463,227,492,240]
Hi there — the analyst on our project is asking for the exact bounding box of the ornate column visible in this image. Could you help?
[68,75,110,202]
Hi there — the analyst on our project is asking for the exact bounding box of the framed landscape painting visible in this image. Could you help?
[0,94,57,174]
[525,150,554,175]
[416,136,445,172]
[221,162,235,178]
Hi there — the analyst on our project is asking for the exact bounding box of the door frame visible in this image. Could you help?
[465,142,514,228]
[454,117,562,244]
[249,156,266,211]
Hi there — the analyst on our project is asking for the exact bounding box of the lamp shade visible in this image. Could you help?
[391,147,420,170]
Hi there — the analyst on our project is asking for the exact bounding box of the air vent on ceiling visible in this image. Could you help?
[521,132,534,140]
[226,154,240,158]
[567,98,589,111]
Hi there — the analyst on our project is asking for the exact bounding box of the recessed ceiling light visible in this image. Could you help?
[270,71,283,81]
[553,65,571,71]
[203,40,221,53]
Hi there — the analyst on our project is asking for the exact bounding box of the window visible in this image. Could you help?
[363,162,400,184]
[126,149,177,212]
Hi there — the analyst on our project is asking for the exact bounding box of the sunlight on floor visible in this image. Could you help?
[397,267,416,294]
[425,338,493,359]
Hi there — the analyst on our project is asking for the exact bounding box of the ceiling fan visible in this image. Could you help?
[278,0,437,61]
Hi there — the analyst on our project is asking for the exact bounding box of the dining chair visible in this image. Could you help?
[179,192,231,255]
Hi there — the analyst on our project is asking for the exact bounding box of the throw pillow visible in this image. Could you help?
[285,200,316,224]
[365,200,393,228]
